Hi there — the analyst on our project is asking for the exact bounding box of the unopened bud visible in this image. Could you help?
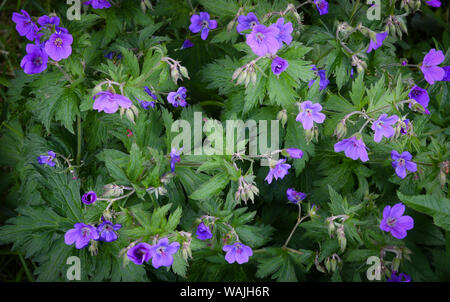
[103,184,124,197]
[330,258,337,272]
[277,109,288,128]
[89,240,98,256]
[170,66,180,83]
[179,66,190,79]
[325,258,331,272]
[328,221,336,237]
[236,70,247,86]
[227,19,236,32]
[334,120,347,140]
[305,128,315,144]
[125,108,135,124]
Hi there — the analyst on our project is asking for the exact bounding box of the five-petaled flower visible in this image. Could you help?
[44,29,73,61]
[93,91,133,114]
[167,87,188,107]
[308,65,330,90]
[189,12,218,40]
[265,159,291,184]
[380,203,414,239]
[246,24,281,56]
[65,223,100,249]
[196,222,213,240]
[149,237,180,269]
[237,12,259,34]
[127,242,152,265]
[296,100,326,130]
[21,43,48,74]
[334,136,369,162]
[408,85,430,114]
[367,32,388,53]
[12,10,39,41]
[391,150,417,179]
[97,217,122,242]
[37,150,56,167]
[420,49,445,85]
[223,242,253,264]
[273,17,293,46]
[314,0,329,15]
[271,57,289,75]
[286,188,306,204]
[371,114,398,143]
[82,191,97,205]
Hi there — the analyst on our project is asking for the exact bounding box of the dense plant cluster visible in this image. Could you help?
[0,0,449,282]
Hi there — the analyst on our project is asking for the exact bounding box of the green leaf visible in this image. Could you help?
[189,172,229,201]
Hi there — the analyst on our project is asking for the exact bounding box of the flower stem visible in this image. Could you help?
[283,204,310,248]
[76,115,82,167]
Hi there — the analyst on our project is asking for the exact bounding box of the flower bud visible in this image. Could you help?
[328,220,336,238]
[179,66,190,80]
[103,184,124,197]
[89,240,98,256]
[103,209,113,221]
[227,19,236,32]
[330,257,337,272]
[305,128,315,144]
[170,66,180,83]
[337,225,347,252]
[125,108,135,124]
[236,70,247,86]
[333,120,347,140]
[250,70,257,86]
[232,67,243,81]
[277,109,288,128]
[368,30,377,43]
[325,257,331,273]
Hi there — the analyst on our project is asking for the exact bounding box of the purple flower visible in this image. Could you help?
[265,159,291,184]
[441,66,450,81]
[391,150,417,179]
[170,148,182,172]
[81,191,97,205]
[127,242,152,265]
[350,68,354,79]
[246,24,281,56]
[408,85,430,114]
[371,114,398,143]
[387,271,411,282]
[286,188,306,204]
[37,150,56,167]
[420,49,445,85]
[20,43,48,74]
[308,65,330,90]
[97,217,121,242]
[271,57,289,75]
[285,148,303,159]
[236,12,259,34]
[296,100,326,130]
[380,203,414,239]
[37,15,60,28]
[44,31,73,61]
[314,0,329,15]
[189,12,217,40]
[93,91,132,114]
[223,242,253,264]
[196,222,213,240]
[181,39,194,49]
[139,99,155,110]
[83,0,111,9]
[64,223,99,249]
[400,119,410,135]
[425,0,441,7]
[149,238,180,269]
[367,32,388,53]
[104,51,115,59]
[12,10,39,41]
[143,86,158,100]
[273,18,293,45]
[167,87,187,107]
[334,136,369,162]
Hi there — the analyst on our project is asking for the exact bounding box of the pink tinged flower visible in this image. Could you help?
[81,191,97,205]
[246,24,281,56]
[149,237,180,269]
[64,223,99,249]
[271,57,288,75]
[387,271,411,282]
[83,0,111,9]
[127,242,153,265]
[236,12,259,34]
[12,10,39,41]
[44,31,73,61]
[334,136,369,162]
[196,222,213,240]
[420,49,445,85]
[167,87,187,107]
[189,12,217,40]
[286,188,306,204]
[285,148,303,159]
[223,242,253,264]
[408,85,430,114]
[314,0,329,15]
[37,150,56,166]
[371,114,399,143]
[296,101,326,130]
[273,17,293,45]
[391,150,417,179]
[367,32,388,53]
[21,43,48,75]
[425,0,441,7]
[380,203,414,239]
[93,91,132,114]
[265,159,291,184]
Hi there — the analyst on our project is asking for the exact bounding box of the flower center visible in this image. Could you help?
[256,32,265,42]
[202,20,209,28]
[398,158,405,166]
[105,224,112,231]
[54,37,63,47]
[81,227,91,237]
[33,56,43,66]
[157,246,166,256]
[387,217,397,227]
[235,244,242,254]
[306,109,312,116]
[250,21,257,27]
